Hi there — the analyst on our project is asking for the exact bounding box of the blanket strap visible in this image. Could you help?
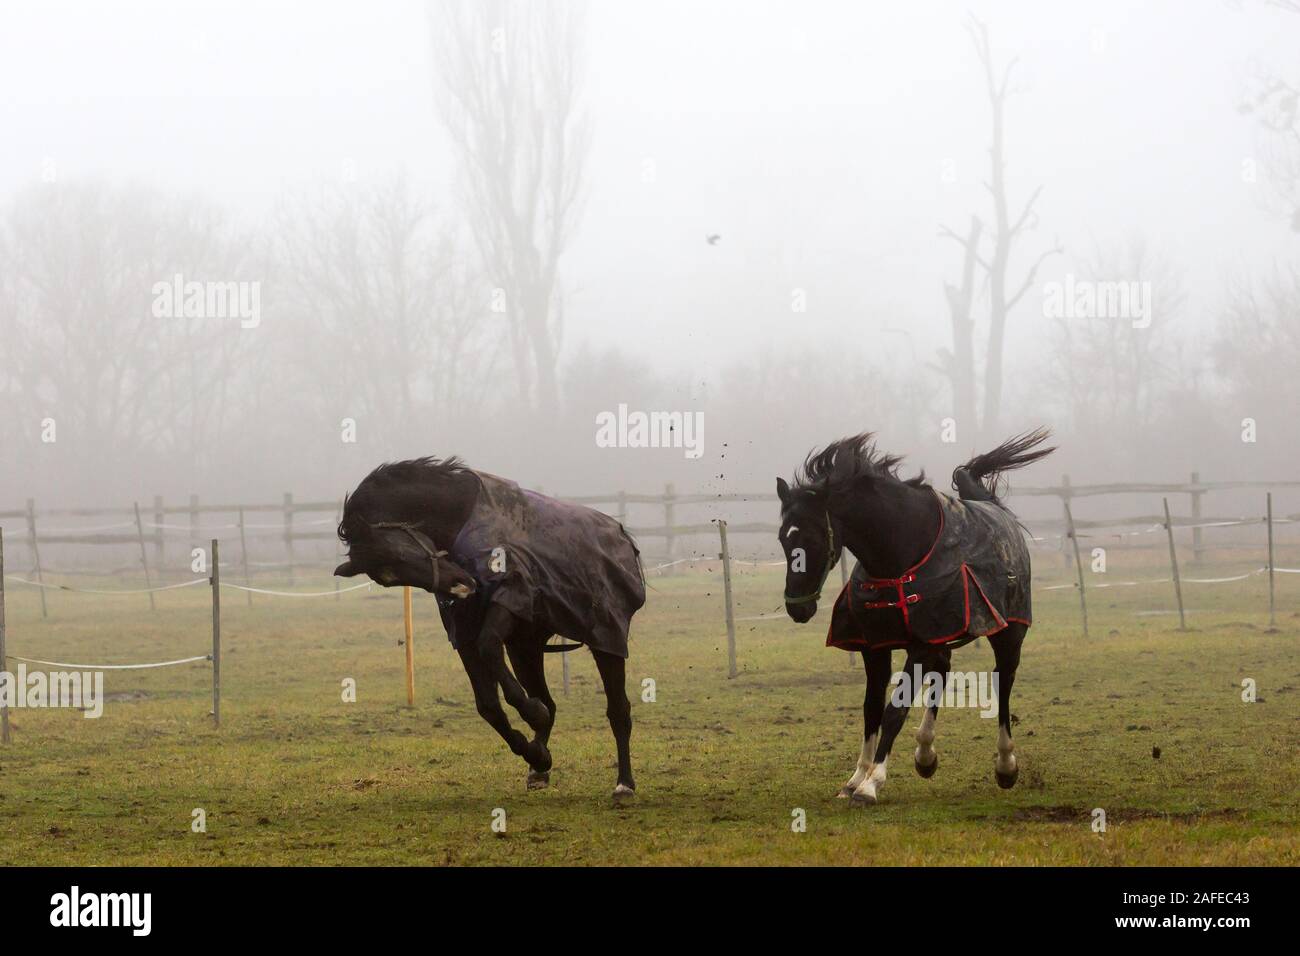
[542,642,585,654]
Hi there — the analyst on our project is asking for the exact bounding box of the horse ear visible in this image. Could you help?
[776,477,790,503]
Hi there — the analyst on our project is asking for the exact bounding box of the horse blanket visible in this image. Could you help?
[827,491,1031,652]
[438,471,645,658]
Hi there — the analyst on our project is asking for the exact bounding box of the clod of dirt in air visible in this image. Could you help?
[1151,746,1162,760]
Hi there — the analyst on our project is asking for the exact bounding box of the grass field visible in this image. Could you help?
[1,548,1298,866]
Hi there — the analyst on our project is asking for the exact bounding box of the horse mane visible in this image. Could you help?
[338,456,474,545]
[792,433,929,501]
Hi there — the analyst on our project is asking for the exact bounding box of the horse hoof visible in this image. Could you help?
[995,766,1019,789]
[915,752,938,779]
[526,744,552,774]
[836,786,854,799]
[612,783,635,803]
[849,790,877,807]
[526,770,550,790]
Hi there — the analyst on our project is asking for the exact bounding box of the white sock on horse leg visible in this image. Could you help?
[915,709,937,766]
[853,756,888,802]
[995,724,1016,774]
[842,731,878,794]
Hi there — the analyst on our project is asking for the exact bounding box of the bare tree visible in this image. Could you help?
[273,175,486,451]
[1044,239,1186,449]
[934,216,982,431]
[429,0,591,417]
[1239,1,1300,230]
[0,181,255,491]
[940,16,1061,438]
[1216,264,1300,436]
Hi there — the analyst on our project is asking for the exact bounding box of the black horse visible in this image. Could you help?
[335,457,646,798]
[777,430,1053,804]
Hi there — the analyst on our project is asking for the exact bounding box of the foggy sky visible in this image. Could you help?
[3,0,1295,381]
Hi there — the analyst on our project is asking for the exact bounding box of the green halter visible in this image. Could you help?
[783,510,842,606]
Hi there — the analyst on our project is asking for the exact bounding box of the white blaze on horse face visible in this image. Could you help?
[996,725,1017,775]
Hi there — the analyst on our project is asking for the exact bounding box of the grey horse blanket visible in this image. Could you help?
[438,471,645,658]
[827,491,1031,652]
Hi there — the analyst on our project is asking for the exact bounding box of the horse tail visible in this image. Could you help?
[953,428,1055,505]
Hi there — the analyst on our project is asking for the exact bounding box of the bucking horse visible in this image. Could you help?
[777,429,1054,804]
[335,457,646,798]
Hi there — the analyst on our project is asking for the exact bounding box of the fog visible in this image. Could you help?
[2,0,1298,521]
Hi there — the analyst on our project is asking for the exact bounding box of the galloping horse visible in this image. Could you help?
[776,430,1054,804]
[335,457,645,798]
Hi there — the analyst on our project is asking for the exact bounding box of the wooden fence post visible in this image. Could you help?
[616,490,628,526]
[561,647,570,696]
[25,499,46,619]
[238,507,252,607]
[1059,475,1072,571]
[1162,498,1187,631]
[1266,492,1276,629]
[282,494,295,582]
[663,483,676,575]
[1062,498,1089,637]
[132,502,156,611]
[283,493,295,585]
[211,538,221,727]
[1,528,10,743]
[1189,471,1203,565]
[153,495,165,571]
[718,520,737,679]
[189,494,200,544]
[403,586,415,707]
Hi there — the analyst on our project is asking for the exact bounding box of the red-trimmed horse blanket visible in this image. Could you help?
[827,491,1031,652]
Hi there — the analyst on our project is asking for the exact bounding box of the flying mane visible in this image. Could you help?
[791,433,929,500]
[338,456,474,545]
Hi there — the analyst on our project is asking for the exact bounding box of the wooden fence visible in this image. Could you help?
[1,475,1296,687]
[4,474,1300,577]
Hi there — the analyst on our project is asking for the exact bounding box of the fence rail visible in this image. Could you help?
[5,474,1299,590]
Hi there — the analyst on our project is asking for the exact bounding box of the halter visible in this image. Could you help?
[371,521,449,590]
[783,509,842,606]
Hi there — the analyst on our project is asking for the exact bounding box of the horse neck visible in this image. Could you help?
[834,481,939,578]
[398,472,477,545]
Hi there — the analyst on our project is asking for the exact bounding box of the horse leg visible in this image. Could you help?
[853,646,925,805]
[507,635,556,790]
[591,649,635,799]
[914,646,951,778]
[991,623,1026,789]
[477,606,551,733]
[456,644,550,775]
[471,607,552,774]
[838,649,891,797]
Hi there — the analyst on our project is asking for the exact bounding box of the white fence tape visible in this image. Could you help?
[5,653,211,670]
[3,575,208,594]
[220,582,371,598]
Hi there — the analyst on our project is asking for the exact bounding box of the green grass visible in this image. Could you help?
[1,550,1297,866]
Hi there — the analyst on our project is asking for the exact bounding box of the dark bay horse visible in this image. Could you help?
[776,430,1053,804]
[335,457,646,798]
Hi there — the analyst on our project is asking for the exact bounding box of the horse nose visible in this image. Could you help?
[786,602,815,624]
